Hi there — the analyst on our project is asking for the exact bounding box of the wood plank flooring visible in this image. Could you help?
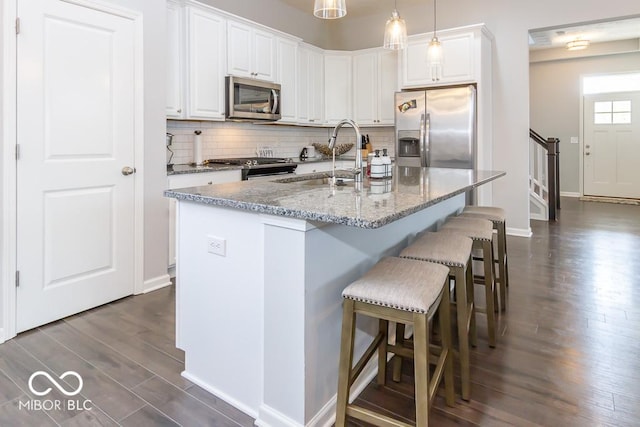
[0,197,638,426]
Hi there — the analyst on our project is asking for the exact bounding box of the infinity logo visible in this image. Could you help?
[28,371,83,397]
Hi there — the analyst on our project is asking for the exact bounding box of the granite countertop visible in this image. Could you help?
[167,164,243,175]
[165,166,506,229]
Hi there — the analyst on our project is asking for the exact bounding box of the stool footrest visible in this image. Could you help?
[347,405,413,427]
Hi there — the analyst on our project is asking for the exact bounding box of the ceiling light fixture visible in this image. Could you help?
[383,0,408,50]
[566,39,590,51]
[313,0,347,19]
[427,0,442,67]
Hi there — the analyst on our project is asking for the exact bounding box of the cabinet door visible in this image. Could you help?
[402,31,474,87]
[186,7,226,120]
[438,32,474,83]
[166,1,183,118]
[227,21,252,77]
[324,53,352,124]
[296,46,310,123]
[378,49,398,125]
[308,49,324,124]
[253,29,275,81]
[353,52,377,125]
[277,38,298,122]
[227,21,275,81]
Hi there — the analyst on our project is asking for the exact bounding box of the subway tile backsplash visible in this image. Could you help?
[166,120,395,165]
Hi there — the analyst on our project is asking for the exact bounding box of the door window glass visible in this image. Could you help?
[593,100,631,125]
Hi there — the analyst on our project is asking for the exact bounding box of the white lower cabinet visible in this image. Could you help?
[168,170,242,270]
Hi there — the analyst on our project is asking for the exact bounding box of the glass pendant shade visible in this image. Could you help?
[313,0,347,19]
[383,10,408,50]
[427,37,442,64]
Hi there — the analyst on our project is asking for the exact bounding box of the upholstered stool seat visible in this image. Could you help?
[460,206,509,311]
[336,257,455,427]
[439,217,497,348]
[400,232,475,401]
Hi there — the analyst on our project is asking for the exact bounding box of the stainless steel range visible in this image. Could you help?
[204,157,297,180]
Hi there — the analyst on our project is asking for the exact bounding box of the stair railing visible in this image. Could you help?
[529,129,560,221]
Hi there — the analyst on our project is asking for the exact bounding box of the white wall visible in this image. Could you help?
[103,0,168,289]
[530,49,640,194]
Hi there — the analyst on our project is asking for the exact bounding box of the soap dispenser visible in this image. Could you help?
[370,150,385,179]
[382,148,392,178]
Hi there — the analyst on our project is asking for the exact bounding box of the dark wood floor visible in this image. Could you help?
[0,197,638,426]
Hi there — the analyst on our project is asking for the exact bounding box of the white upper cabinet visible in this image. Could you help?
[276,37,298,123]
[227,20,276,82]
[353,48,398,126]
[402,25,490,88]
[324,52,352,124]
[166,1,184,118]
[185,5,226,120]
[297,43,324,125]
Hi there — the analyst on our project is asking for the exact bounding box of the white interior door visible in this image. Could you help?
[583,92,640,198]
[16,0,136,332]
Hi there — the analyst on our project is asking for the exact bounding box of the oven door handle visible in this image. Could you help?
[270,89,279,114]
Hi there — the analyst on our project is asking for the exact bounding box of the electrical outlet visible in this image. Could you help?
[570,136,579,144]
[207,235,226,256]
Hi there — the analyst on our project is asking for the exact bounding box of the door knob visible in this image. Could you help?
[122,166,135,176]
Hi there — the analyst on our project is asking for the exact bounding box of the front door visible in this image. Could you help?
[16,0,136,332]
[583,91,640,198]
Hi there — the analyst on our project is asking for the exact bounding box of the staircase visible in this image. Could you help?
[529,129,560,221]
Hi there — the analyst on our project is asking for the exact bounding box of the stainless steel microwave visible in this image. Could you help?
[225,76,281,121]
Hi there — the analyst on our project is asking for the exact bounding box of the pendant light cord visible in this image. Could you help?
[433,0,437,37]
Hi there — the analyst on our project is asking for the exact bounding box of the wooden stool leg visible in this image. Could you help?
[336,299,356,427]
[466,258,477,348]
[413,313,429,427]
[453,267,471,401]
[482,240,497,348]
[392,323,405,382]
[497,222,508,311]
[377,319,389,385]
[439,286,455,407]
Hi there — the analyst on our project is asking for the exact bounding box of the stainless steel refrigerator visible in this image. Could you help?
[395,85,476,169]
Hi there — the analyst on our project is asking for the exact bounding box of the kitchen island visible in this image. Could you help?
[165,166,505,427]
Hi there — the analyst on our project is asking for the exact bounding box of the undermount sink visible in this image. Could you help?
[274,170,358,186]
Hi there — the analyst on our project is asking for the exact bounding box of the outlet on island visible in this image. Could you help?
[207,235,226,256]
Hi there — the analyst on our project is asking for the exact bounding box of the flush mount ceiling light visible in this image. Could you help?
[566,39,590,51]
[313,0,347,19]
[427,0,442,65]
[383,0,408,50]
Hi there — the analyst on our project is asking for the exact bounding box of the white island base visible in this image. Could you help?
[175,193,465,427]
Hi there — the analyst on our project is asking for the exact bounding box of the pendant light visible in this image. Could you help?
[427,0,442,69]
[313,0,347,19]
[383,0,408,50]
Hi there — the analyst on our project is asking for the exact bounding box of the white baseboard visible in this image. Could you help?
[506,227,532,238]
[0,328,5,344]
[560,191,580,198]
[182,371,257,419]
[142,274,172,294]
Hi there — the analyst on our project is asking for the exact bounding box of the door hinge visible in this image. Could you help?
[16,144,20,160]
[16,17,20,35]
[15,271,20,287]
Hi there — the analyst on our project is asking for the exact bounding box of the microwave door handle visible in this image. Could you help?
[270,89,279,114]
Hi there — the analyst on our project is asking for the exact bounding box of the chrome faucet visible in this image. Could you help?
[328,119,363,183]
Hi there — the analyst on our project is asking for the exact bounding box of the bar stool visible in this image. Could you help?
[440,217,497,348]
[459,206,509,311]
[335,257,455,427]
[399,232,475,401]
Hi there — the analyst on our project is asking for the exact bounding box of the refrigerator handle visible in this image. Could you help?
[419,113,429,167]
[424,113,431,167]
